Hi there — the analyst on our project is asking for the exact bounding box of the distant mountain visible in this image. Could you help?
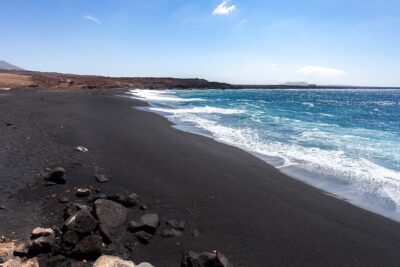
[282,81,312,86]
[0,60,24,71]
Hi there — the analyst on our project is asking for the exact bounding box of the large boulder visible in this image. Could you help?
[128,214,160,234]
[181,251,233,267]
[64,210,98,234]
[93,255,135,267]
[94,199,128,243]
[45,167,67,184]
[73,235,103,258]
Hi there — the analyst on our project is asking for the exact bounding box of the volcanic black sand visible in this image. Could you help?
[1,89,400,266]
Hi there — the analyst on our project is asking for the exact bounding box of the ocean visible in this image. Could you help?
[128,89,400,221]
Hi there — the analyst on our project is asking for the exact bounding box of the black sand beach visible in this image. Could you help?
[1,89,400,266]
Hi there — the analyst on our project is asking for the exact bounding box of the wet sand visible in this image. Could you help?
[1,89,400,266]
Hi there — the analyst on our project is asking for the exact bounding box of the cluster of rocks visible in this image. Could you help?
[0,166,232,266]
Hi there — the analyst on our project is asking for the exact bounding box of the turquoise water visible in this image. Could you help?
[129,89,400,221]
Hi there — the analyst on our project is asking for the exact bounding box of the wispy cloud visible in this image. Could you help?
[83,15,100,24]
[295,66,346,78]
[213,0,236,15]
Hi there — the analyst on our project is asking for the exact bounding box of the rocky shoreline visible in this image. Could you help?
[1,165,232,267]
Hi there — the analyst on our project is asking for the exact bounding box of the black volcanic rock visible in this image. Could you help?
[64,210,98,234]
[161,228,182,238]
[62,231,80,246]
[166,219,186,230]
[45,167,67,184]
[95,174,109,183]
[73,234,102,258]
[181,251,233,267]
[128,214,160,234]
[134,231,151,245]
[122,193,139,207]
[94,199,128,243]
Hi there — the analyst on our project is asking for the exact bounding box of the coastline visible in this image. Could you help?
[128,89,400,223]
[1,89,400,266]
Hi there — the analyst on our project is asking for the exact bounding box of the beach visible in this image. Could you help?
[1,88,400,266]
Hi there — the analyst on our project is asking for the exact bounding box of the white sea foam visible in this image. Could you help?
[150,106,245,115]
[179,114,400,220]
[128,89,204,102]
[319,113,335,117]
[374,101,397,107]
[302,102,314,108]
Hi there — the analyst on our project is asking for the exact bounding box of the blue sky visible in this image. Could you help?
[1,0,400,86]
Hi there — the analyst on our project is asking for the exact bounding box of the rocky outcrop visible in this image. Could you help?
[1,166,233,266]
[94,199,127,243]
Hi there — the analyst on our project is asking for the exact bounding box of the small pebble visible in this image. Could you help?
[45,194,57,199]
[95,174,109,183]
[191,229,200,238]
[75,146,89,153]
[58,196,69,203]
[76,188,92,197]
[162,228,183,238]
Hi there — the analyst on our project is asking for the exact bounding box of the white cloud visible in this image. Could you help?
[213,0,236,15]
[83,15,100,24]
[295,66,346,78]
